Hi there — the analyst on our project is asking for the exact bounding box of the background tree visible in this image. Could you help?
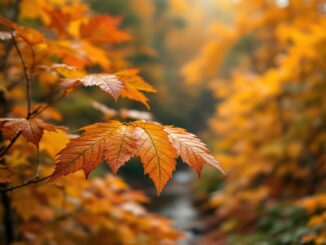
[183,0,326,244]
[0,0,223,244]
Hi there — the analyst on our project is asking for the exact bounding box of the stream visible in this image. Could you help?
[147,170,204,245]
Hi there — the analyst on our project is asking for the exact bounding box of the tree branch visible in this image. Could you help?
[0,0,20,73]
[0,175,51,193]
[1,191,14,244]
[1,2,26,244]
[30,93,66,118]
[10,32,32,118]
[0,132,21,158]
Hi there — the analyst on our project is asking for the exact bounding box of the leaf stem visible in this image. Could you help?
[0,132,21,157]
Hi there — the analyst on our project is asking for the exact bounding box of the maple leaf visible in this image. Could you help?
[104,124,138,174]
[80,15,132,44]
[63,70,156,106]
[0,16,44,45]
[116,69,157,109]
[0,118,57,146]
[50,121,223,194]
[121,85,150,109]
[133,121,177,194]
[50,121,123,180]
[116,69,157,93]
[43,8,73,36]
[46,40,93,69]
[69,74,125,101]
[164,126,224,175]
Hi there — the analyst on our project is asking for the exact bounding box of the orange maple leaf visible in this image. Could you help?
[50,120,223,194]
[43,8,73,36]
[60,69,156,106]
[0,118,57,146]
[164,126,225,175]
[50,121,122,180]
[0,15,44,45]
[134,121,178,194]
[104,123,138,174]
[116,69,157,109]
[78,74,125,102]
[80,15,132,44]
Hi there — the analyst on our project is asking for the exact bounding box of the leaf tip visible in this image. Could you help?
[211,161,226,175]
[112,95,119,103]
[110,167,118,175]
[155,187,163,196]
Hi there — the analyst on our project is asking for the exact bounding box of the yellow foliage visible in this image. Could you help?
[182,0,326,242]
[0,0,183,243]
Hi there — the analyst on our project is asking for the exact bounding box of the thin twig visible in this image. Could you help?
[34,148,41,178]
[10,32,32,118]
[0,175,51,193]
[30,46,36,74]
[30,93,66,118]
[0,132,21,157]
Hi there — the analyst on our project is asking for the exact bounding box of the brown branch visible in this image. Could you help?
[1,2,25,244]
[0,132,21,158]
[10,32,32,118]
[1,191,15,244]
[30,93,66,118]
[0,175,51,193]
[34,148,41,178]
[30,46,36,74]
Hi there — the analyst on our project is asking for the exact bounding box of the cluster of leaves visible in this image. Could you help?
[182,0,326,244]
[226,204,324,245]
[50,120,223,194]
[0,0,222,244]
[6,130,182,245]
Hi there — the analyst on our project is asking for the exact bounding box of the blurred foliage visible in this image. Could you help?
[182,0,326,244]
[0,0,184,244]
[89,0,218,131]
[1,0,325,244]
[227,204,325,245]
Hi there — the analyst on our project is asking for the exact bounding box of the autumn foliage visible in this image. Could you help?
[182,0,326,244]
[0,0,224,244]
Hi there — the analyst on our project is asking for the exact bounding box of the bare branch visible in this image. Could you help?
[0,132,21,157]
[30,93,66,119]
[0,175,51,193]
[10,31,32,118]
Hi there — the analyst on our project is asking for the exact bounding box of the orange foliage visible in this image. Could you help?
[183,0,326,244]
[0,0,223,244]
[51,121,222,194]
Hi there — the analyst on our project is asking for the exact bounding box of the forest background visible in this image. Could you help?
[0,0,325,245]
